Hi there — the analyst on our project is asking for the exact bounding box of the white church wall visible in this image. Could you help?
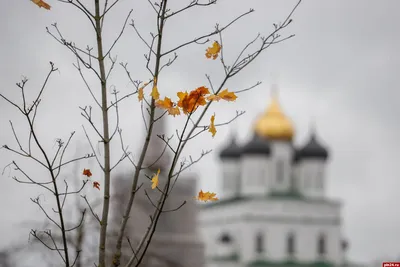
[292,163,301,191]
[297,159,326,198]
[242,221,342,264]
[241,156,272,196]
[240,200,342,264]
[270,142,294,193]
[199,199,342,230]
[200,198,343,265]
[245,198,341,220]
[221,159,241,199]
[207,262,241,267]
[199,214,242,258]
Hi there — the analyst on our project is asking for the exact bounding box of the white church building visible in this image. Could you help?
[199,88,352,267]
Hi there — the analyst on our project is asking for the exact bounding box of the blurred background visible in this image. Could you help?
[0,0,399,266]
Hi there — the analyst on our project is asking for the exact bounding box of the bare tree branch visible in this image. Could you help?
[161,8,254,57]
[164,0,217,19]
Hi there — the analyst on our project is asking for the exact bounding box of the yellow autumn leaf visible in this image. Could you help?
[138,82,149,101]
[151,169,160,189]
[156,97,181,117]
[151,85,159,100]
[138,87,144,101]
[150,78,159,100]
[209,113,216,137]
[217,89,237,101]
[205,41,221,60]
[156,97,172,108]
[206,94,221,102]
[168,107,181,116]
[195,190,219,202]
[206,89,237,102]
[31,0,51,10]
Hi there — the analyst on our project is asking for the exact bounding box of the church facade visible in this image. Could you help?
[199,87,350,267]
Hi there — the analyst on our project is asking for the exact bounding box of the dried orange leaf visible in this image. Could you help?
[151,169,160,189]
[207,89,237,102]
[150,78,159,100]
[156,97,181,117]
[177,86,210,114]
[195,190,218,202]
[82,169,92,177]
[205,41,221,60]
[218,89,237,102]
[177,91,189,112]
[31,0,51,10]
[195,86,210,95]
[168,107,181,116]
[156,97,173,109]
[138,82,149,101]
[138,87,144,101]
[93,181,100,190]
[151,84,159,100]
[206,94,221,102]
[209,113,216,137]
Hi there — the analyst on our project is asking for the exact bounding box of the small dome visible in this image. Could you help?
[253,88,295,141]
[241,134,271,155]
[297,132,329,160]
[219,137,242,159]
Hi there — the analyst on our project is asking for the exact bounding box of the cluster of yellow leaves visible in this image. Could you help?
[138,40,225,106]
[135,41,232,137]
[150,169,218,202]
[137,78,161,103]
[205,41,221,60]
[156,86,236,137]
[31,0,51,10]
[154,86,237,115]
[82,169,100,190]
[176,86,210,114]
[138,41,231,137]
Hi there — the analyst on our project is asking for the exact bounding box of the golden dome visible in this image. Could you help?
[253,89,294,141]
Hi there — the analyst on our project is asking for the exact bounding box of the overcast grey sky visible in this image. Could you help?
[1,0,399,265]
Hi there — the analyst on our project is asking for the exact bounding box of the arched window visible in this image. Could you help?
[255,232,264,253]
[236,171,242,193]
[287,232,295,256]
[219,232,233,244]
[276,159,284,183]
[290,171,296,191]
[316,168,324,189]
[222,174,231,191]
[258,167,265,185]
[318,234,326,256]
[341,239,349,252]
[315,176,322,189]
[304,173,311,188]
